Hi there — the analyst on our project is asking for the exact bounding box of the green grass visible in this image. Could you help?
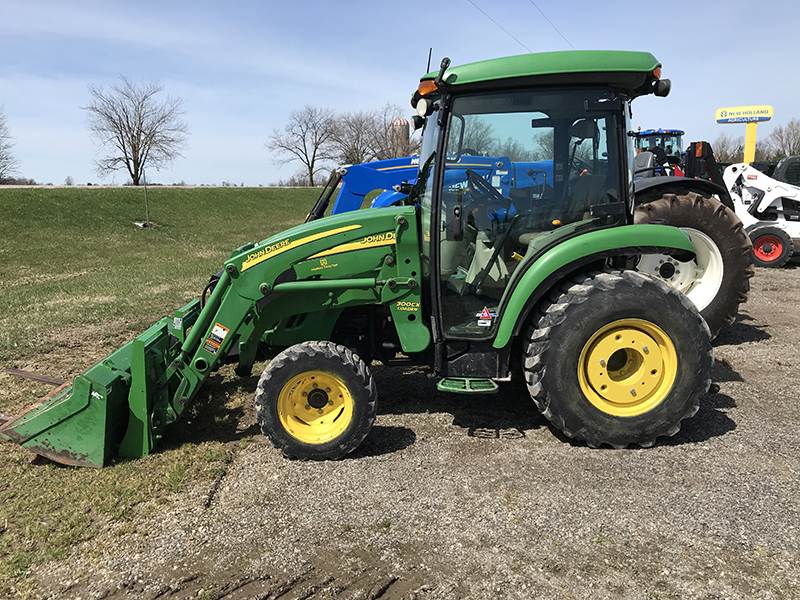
[0,186,314,360]
[0,186,317,596]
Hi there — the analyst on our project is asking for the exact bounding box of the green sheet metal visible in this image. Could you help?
[493,224,695,349]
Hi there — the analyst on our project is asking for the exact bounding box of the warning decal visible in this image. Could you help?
[209,323,229,345]
[203,323,230,355]
[475,307,498,327]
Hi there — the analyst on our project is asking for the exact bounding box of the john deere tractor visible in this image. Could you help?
[0,51,713,466]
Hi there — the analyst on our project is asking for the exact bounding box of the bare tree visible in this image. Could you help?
[767,118,800,160]
[330,109,376,166]
[267,105,337,186]
[0,106,21,183]
[83,76,188,185]
[712,132,745,164]
[365,103,420,161]
[329,104,421,166]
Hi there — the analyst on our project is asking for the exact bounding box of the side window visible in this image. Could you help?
[784,161,800,187]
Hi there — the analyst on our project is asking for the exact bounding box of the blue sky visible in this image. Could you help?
[1,0,797,186]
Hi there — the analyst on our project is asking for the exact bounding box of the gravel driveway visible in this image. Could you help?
[31,264,800,600]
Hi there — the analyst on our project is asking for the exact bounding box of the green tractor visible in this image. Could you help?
[0,50,713,467]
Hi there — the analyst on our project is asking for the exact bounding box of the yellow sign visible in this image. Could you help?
[715,105,773,124]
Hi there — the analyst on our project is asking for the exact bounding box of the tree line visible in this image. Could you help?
[713,119,800,164]
[0,78,189,186]
[265,104,421,186]
[2,84,418,187]
[3,77,799,187]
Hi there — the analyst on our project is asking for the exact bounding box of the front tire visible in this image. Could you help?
[634,190,753,337]
[749,226,793,268]
[255,341,377,460]
[524,270,713,448]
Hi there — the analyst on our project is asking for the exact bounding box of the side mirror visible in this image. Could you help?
[654,79,671,97]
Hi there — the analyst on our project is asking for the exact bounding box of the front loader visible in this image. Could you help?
[1,50,714,466]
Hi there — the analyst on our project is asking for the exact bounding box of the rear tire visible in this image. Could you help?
[749,226,793,268]
[634,190,753,338]
[255,341,377,460]
[523,270,713,449]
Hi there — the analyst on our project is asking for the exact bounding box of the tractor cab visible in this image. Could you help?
[410,80,630,343]
[633,128,684,164]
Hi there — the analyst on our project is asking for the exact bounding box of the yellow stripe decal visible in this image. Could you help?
[377,164,418,171]
[241,224,362,271]
[308,231,396,260]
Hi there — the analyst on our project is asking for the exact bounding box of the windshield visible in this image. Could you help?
[412,114,441,210]
[426,88,625,340]
[635,133,683,160]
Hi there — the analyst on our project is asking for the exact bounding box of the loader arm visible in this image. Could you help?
[724,162,800,214]
[1,206,429,467]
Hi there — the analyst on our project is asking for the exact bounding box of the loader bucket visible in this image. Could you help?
[0,300,201,467]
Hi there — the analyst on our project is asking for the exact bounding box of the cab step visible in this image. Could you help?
[437,377,499,394]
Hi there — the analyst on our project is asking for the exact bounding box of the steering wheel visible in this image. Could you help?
[569,154,591,181]
[466,169,511,209]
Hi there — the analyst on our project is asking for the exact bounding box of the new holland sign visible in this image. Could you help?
[715,105,773,124]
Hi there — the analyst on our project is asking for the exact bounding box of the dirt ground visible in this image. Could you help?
[25,263,800,600]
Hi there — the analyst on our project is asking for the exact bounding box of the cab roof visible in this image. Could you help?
[420,50,663,97]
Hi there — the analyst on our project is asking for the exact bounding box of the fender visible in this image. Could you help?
[492,224,696,349]
[635,176,734,210]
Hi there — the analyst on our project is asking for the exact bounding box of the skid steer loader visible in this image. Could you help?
[0,50,714,467]
[724,161,800,267]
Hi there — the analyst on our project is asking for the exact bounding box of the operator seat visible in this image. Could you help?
[634,151,656,179]
[634,147,668,179]
[565,173,605,218]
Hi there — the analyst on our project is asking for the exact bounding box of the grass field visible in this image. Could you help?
[0,186,318,596]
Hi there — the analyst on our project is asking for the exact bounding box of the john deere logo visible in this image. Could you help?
[320,258,328,267]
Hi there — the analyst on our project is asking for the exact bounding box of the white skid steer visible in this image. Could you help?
[724,163,800,267]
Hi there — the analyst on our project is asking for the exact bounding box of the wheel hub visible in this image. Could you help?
[579,319,678,417]
[277,371,352,443]
[636,228,723,312]
[307,388,329,409]
[754,235,783,261]
[658,262,676,279]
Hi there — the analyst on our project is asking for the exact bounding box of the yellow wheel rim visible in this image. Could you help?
[277,370,354,444]
[578,319,678,417]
